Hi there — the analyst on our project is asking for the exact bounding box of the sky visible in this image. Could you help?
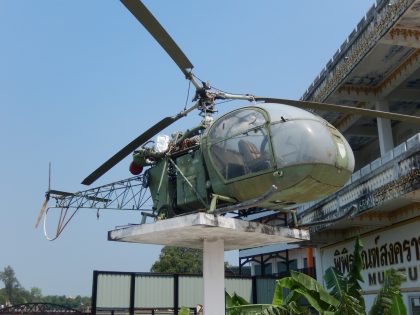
[0,0,375,297]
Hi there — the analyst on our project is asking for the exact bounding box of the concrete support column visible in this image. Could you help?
[313,247,323,284]
[375,100,394,155]
[203,238,225,315]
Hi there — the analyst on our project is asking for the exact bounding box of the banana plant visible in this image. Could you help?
[324,236,407,315]
[226,270,340,315]
[368,269,406,315]
[225,291,286,315]
[324,236,365,314]
[226,236,407,315]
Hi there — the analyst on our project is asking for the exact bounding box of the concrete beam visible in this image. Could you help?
[330,50,420,103]
[380,28,420,49]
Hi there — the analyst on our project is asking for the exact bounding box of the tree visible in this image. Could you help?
[0,266,22,305]
[151,246,203,273]
[0,266,90,309]
[29,287,43,302]
[0,288,6,305]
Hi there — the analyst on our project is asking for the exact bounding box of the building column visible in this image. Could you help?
[313,247,324,284]
[375,100,394,155]
[306,247,314,277]
[203,238,225,315]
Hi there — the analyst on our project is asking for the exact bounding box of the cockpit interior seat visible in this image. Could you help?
[238,139,261,163]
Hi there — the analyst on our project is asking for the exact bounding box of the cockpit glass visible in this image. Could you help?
[208,109,266,142]
[210,127,272,180]
[270,119,336,167]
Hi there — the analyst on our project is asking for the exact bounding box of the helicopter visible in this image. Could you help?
[38,0,420,229]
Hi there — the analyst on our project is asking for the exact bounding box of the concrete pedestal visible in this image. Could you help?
[108,213,309,315]
[203,238,225,315]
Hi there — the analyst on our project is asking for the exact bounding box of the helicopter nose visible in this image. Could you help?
[270,119,354,174]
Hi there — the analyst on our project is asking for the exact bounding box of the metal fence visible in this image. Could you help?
[91,271,279,315]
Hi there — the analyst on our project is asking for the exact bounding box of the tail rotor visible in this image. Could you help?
[35,163,51,228]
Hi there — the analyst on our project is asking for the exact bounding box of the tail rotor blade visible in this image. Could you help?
[255,97,420,124]
[35,195,49,228]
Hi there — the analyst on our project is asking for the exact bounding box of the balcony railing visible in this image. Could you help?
[296,133,420,232]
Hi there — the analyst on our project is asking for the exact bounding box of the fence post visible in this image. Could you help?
[174,274,179,315]
[129,274,135,315]
[252,277,257,304]
[91,271,99,315]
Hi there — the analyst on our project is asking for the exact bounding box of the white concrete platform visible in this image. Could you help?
[108,213,309,250]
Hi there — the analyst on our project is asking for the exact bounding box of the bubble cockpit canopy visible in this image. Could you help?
[206,104,354,181]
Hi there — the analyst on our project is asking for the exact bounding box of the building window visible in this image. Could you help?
[264,263,272,275]
[289,259,298,271]
[253,263,272,276]
[303,257,316,268]
[277,261,288,274]
[410,296,420,315]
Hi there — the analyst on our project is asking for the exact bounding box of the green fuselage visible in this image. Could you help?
[144,104,354,218]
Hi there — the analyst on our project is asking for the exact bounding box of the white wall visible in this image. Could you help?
[317,218,420,312]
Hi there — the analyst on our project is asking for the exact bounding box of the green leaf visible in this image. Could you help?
[179,306,190,315]
[287,301,312,315]
[283,289,300,305]
[231,292,250,306]
[290,271,340,308]
[349,237,364,283]
[226,291,234,308]
[369,269,407,315]
[271,280,283,305]
[258,305,289,315]
[347,237,365,310]
[226,304,274,314]
[336,291,365,315]
[293,288,331,314]
[390,294,407,315]
[324,267,346,300]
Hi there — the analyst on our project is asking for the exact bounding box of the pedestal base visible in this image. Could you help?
[203,238,225,315]
[108,213,310,315]
[109,213,309,249]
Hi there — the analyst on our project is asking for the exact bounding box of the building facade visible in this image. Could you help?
[240,0,420,312]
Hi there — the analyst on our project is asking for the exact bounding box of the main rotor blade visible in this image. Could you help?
[82,116,176,185]
[255,97,420,124]
[121,0,193,76]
